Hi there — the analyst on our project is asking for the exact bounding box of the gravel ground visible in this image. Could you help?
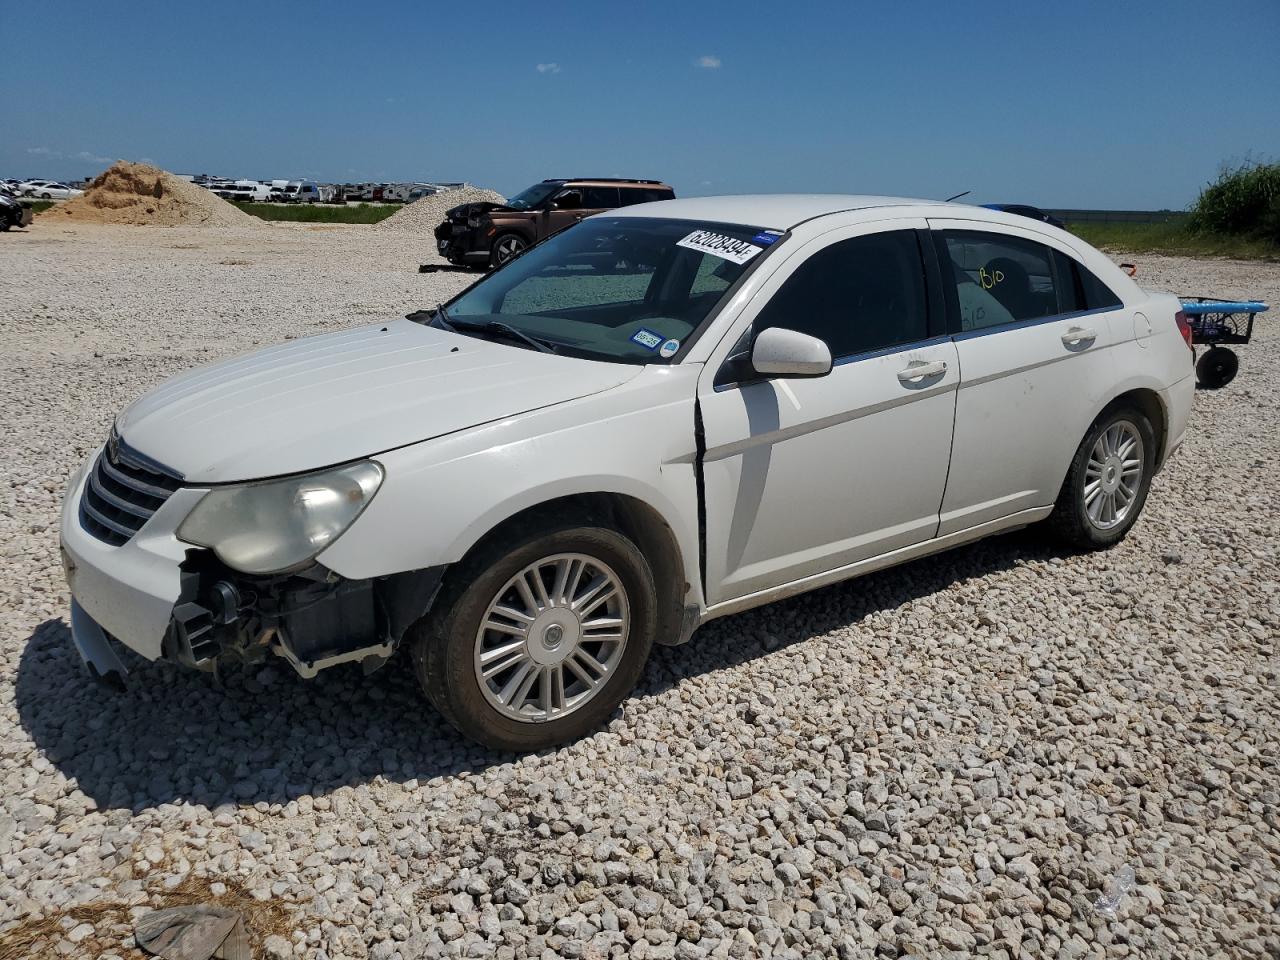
[0,223,1277,959]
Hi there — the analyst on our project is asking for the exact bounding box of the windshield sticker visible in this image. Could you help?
[677,230,764,265]
[751,231,780,245]
[630,328,663,350]
[659,338,680,358]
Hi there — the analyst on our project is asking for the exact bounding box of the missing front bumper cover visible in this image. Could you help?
[163,556,446,678]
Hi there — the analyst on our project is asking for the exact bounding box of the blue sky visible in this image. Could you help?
[6,0,1278,208]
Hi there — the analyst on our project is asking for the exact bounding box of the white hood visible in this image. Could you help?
[116,318,640,483]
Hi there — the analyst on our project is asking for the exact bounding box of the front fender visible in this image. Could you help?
[316,366,705,607]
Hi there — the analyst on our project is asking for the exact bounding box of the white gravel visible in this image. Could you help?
[0,223,1277,959]
[372,187,506,234]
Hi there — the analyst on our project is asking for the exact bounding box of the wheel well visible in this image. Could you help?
[448,493,689,644]
[1109,388,1168,467]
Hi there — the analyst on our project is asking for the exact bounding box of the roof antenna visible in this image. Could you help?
[944,190,970,202]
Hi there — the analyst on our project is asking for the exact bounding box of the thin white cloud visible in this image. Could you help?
[536,62,561,74]
[695,55,721,69]
[25,146,115,165]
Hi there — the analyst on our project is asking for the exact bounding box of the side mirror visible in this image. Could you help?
[750,327,833,378]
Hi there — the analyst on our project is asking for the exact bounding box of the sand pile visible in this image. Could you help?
[39,161,260,227]
[372,185,506,233]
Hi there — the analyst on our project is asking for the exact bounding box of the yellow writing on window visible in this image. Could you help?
[978,265,1005,289]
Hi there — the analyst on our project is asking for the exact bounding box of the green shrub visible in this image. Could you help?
[1188,160,1280,243]
[235,202,399,224]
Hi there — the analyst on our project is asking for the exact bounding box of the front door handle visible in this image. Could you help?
[1062,326,1097,348]
[897,359,948,384]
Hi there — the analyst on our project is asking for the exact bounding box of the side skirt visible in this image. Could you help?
[697,506,1053,624]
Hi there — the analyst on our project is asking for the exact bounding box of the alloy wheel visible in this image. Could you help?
[1083,420,1144,530]
[495,236,525,264]
[474,553,630,723]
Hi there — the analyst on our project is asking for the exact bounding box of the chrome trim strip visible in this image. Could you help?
[80,498,138,538]
[100,456,176,499]
[88,469,153,518]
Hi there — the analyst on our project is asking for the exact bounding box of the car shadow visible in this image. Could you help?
[14,528,1057,814]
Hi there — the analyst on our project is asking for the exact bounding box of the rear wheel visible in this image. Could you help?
[1196,346,1238,389]
[1048,404,1155,549]
[489,233,528,269]
[410,523,656,751]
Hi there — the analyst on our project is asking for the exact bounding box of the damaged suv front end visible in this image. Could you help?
[434,200,513,267]
[61,430,442,685]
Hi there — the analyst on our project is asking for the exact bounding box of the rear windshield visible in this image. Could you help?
[437,217,778,363]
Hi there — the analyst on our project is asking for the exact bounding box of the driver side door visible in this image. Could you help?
[697,220,959,606]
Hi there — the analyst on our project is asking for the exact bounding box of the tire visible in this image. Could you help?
[1196,347,1238,390]
[410,522,657,751]
[489,232,528,269]
[1047,403,1156,550]
[40,193,51,200]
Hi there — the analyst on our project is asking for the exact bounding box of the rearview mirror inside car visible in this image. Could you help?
[750,327,833,378]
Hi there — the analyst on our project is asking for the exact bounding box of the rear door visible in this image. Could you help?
[928,219,1124,534]
[697,220,959,605]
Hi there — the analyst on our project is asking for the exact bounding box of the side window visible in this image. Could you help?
[754,230,927,360]
[581,186,620,208]
[942,231,1062,331]
[616,187,672,206]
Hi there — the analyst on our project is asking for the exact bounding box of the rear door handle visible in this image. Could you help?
[897,359,948,384]
[1062,326,1097,347]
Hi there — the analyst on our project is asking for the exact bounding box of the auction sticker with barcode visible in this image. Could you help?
[676,230,764,265]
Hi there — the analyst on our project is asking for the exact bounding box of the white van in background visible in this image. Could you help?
[281,181,322,203]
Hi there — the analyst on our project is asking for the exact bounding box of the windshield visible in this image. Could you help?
[433,216,779,364]
[504,182,562,211]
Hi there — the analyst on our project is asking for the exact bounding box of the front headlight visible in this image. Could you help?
[178,461,383,575]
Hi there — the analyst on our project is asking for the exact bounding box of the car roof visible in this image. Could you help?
[547,178,669,187]
[605,194,951,230]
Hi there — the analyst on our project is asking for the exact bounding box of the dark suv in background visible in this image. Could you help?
[435,178,675,268]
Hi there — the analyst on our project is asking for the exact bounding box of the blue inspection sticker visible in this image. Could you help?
[751,231,781,245]
[659,338,680,358]
[630,328,663,350]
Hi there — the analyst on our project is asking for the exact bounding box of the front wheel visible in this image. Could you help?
[489,232,528,269]
[1047,404,1156,549]
[410,523,657,751]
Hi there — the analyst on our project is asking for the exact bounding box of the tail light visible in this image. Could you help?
[1174,310,1194,352]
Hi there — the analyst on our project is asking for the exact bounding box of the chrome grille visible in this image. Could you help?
[80,438,183,546]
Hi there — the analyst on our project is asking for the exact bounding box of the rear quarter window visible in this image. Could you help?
[1079,265,1124,310]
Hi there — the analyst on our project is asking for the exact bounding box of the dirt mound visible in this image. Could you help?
[372,185,506,234]
[39,161,260,227]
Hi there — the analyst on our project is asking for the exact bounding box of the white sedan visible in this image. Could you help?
[59,195,1194,750]
[22,181,83,199]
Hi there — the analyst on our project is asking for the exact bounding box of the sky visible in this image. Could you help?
[5,0,1279,209]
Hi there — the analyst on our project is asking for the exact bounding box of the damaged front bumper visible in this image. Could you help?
[434,217,490,264]
[59,456,444,684]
